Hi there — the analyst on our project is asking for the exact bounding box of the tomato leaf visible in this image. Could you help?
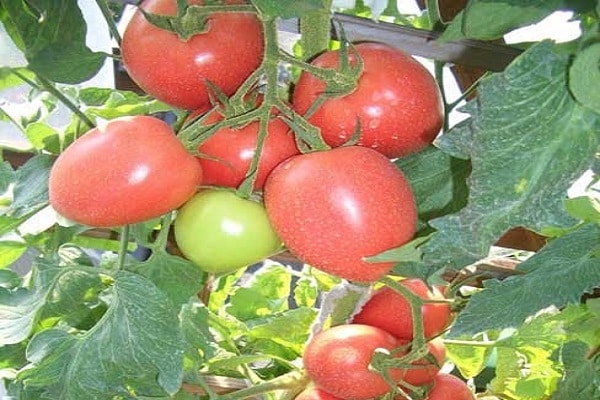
[17,271,186,399]
[569,42,600,115]
[9,154,52,219]
[395,145,471,233]
[248,307,317,355]
[448,223,600,337]
[445,333,497,378]
[440,0,562,41]
[551,341,600,399]
[127,252,205,309]
[180,300,219,366]
[251,0,324,19]
[1,0,105,84]
[424,41,600,270]
[0,241,27,269]
[311,281,371,335]
[564,195,600,224]
[0,67,33,91]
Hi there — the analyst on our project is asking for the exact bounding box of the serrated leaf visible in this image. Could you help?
[570,42,600,115]
[293,275,318,308]
[227,263,291,321]
[18,271,186,399]
[248,307,317,355]
[395,145,471,233]
[551,341,600,399]
[311,281,371,335]
[2,0,105,83]
[252,0,323,18]
[440,0,562,41]
[78,87,172,120]
[128,252,205,308]
[10,154,52,218]
[180,300,219,364]
[425,41,600,270]
[448,223,600,337]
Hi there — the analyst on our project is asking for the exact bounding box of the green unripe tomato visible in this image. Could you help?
[174,189,282,274]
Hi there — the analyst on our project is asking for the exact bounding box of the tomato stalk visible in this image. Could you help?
[95,0,122,46]
[298,0,333,61]
[116,224,131,271]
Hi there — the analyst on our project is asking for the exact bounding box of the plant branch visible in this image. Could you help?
[95,0,122,46]
[220,370,309,400]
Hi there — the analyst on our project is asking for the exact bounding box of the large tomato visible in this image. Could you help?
[195,109,299,190]
[174,189,281,274]
[303,324,405,400]
[121,0,263,110]
[292,42,443,158]
[49,116,201,227]
[396,373,475,400]
[352,278,452,340]
[264,146,417,283]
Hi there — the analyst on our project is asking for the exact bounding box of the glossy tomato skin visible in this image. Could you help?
[174,189,281,274]
[264,146,417,283]
[424,374,475,400]
[121,0,263,110]
[303,324,405,400]
[49,116,201,227]
[292,42,443,158]
[295,386,343,400]
[352,278,452,340]
[196,110,299,190]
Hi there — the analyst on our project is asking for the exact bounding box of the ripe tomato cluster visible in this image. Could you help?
[298,280,473,400]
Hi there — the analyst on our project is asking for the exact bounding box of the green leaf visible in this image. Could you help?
[248,307,317,355]
[448,223,600,337]
[395,145,471,233]
[2,0,105,83]
[0,240,26,269]
[180,300,219,364]
[551,341,600,399]
[0,342,27,369]
[368,236,428,264]
[10,154,53,218]
[293,275,318,308]
[226,262,291,321]
[18,271,186,399]
[440,0,562,41]
[78,87,172,120]
[312,281,371,332]
[569,42,600,115]
[425,41,600,270]
[445,334,496,378]
[252,0,324,19]
[0,67,33,90]
[127,252,205,309]
[24,122,60,153]
[564,195,600,223]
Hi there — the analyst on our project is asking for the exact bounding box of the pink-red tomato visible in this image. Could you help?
[292,42,443,158]
[424,374,475,400]
[49,116,202,227]
[264,146,417,283]
[398,339,446,387]
[352,278,452,340]
[303,324,405,400]
[194,109,299,190]
[121,0,263,110]
[295,386,343,400]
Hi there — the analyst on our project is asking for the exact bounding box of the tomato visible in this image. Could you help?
[303,324,405,400]
[49,116,201,227]
[292,42,443,158]
[121,0,263,110]
[352,278,452,340]
[295,386,343,400]
[174,189,281,274]
[396,373,475,400]
[264,146,417,283]
[398,339,445,387]
[194,109,299,190]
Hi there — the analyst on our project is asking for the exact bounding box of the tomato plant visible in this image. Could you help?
[1,1,600,400]
[292,42,444,158]
[49,115,202,227]
[264,146,417,282]
[174,189,281,274]
[193,107,299,190]
[121,0,264,110]
[352,278,452,340]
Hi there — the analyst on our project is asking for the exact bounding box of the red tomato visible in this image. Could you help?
[398,339,446,387]
[194,110,299,190]
[424,374,475,400]
[292,42,443,158]
[121,0,263,110]
[352,278,452,340]
[264,146,416,283]
[295,386,343,400]
[303,324,405,400]
[49,116,202,227]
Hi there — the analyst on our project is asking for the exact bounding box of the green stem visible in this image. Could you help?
[95,0,122,47]
[299,0,333,60]
[151,212,174,251]
[443,339,498,347]
[116,225,131,271]
[434,61,450,133]
[425,0,442,30]
[13,70,95,130]
[220,371,309,400]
